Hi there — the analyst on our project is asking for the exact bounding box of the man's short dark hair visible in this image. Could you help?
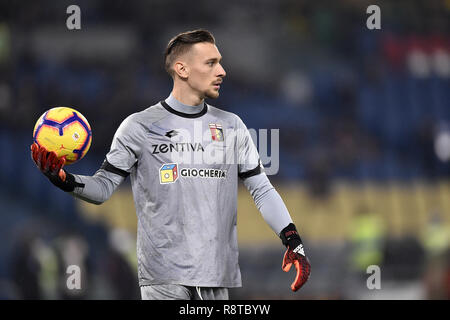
[164,29,216,77]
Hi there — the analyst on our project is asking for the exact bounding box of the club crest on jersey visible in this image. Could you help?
[209,123,224,142]
[159,163,178,184]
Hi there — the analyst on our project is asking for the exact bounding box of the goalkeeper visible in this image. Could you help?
[30,29,310,300]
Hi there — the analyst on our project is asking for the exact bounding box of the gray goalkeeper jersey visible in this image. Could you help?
[103,95,262,287]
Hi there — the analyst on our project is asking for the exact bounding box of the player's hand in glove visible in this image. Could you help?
[280,223,311,292]
[30,142,84,192]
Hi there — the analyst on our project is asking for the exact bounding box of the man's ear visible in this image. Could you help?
[174,61,189,79]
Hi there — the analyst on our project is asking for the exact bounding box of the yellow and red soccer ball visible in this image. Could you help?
[33,107,92,165]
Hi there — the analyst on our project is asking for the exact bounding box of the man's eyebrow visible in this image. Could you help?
[206,57,222,62]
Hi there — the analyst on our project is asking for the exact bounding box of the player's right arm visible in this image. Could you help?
[30,114,142,205]
[69,161,128,205]
[30,143,125,204]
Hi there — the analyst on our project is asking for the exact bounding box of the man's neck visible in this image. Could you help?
[171,86,204,106]
[165,94,205,115]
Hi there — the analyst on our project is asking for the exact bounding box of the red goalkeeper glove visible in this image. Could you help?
[30,142,84,192]
[280,223,311,292]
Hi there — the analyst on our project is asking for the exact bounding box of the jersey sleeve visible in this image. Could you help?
[106,114,143,174]
[70,115,143,205]
[243,172,293,235]
[236,116,263,179]
[71,169,125,205]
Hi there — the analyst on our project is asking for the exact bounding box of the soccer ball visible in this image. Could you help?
[33,107,92,165]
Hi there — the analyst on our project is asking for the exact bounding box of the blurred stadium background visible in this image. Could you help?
[0,0,449,299]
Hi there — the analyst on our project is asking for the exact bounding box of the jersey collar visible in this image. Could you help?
[161,95,208,118]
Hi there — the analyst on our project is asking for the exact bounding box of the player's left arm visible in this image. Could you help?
[242,172,311,292]
[235,115,310,291]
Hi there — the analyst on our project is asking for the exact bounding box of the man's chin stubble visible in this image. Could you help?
[206,91,220,99]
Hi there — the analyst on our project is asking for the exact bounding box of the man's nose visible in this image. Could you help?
[217,64,226,77]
